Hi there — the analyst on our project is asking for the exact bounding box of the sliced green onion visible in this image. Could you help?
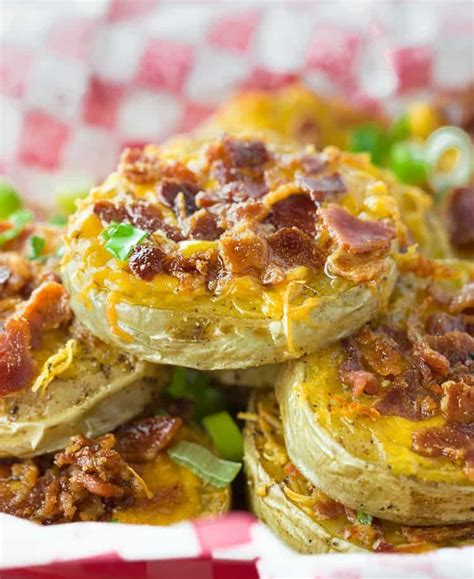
[49,214,68,226]
[101,221,148,261]
[168,441,241,488]
[55,176,93,215]
[28,235,46,260]
[0,180,22,219]
[348,123,390,165]
[388,115,410,143]
[203,411,243,461]
[356,511,373,526]
[167,368,226,422]
[389,141,427,185]
[425,126,473,196]
[0,209,33,246]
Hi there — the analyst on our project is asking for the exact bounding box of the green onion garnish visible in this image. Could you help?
[101,221,148,261]
[356,511,373,526]
[425,126,473,196]
[0,209,33,246]
[203,411,244,462]
[388,115,410,142]
[28,235,46,260]
[388,141,427,185]
[348,123,390,165]
[168,441,241,488]
[0,180,22,219]
[49,214,68,226]
[167,368,226,421]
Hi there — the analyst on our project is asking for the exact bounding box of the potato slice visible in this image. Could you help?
[277,259,474,525]
[62,135,401,370]
[245,390,474,553]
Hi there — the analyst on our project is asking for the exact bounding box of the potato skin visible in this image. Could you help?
[244,395,362,554]
[0,346,169,458]
[277,361,474,526]
[63,258,397,371]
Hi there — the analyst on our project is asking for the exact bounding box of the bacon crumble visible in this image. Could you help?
[102,137,398,287]
[320,204,396,254]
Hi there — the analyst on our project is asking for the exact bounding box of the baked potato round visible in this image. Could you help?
[0,414,230,525]
[203,84,382,150]
[244,390,474,553]
[278,257,474,525]
[205,85,452,260]
[62,135,402,370]
[0,242,168,458]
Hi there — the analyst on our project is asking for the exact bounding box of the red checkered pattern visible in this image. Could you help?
[1,1,472,209]
[0,2,473,576]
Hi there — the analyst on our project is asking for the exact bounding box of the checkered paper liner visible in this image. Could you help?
[0,1,473,576]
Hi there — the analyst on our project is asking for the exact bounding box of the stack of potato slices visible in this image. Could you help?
[0,86,471,550]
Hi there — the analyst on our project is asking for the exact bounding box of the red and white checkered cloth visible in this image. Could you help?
[1,0,473,208]
[0,2,473,577]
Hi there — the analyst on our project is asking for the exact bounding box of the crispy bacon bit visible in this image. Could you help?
[21,281,71,348]
[425,313,466,335]
[115,416,182,463]
[339,338,379,396]
[219,231,268,277]
[161,161,197,183]
[426,331,474,365]
[156,180,199,214]
[55,434,138,499]
[125,201,164,233]
[187,209,221,241]
[402,523,474,545]
[414,340,450,377]
[412,422,474,478]
[356,327,404,377]
[129,245,167,281]
[119,148,161,184]
[343,522,381,549]
[93,200,127,224]
[320,204,395,254]
[447,186,474,247]
[300,154,326,175]
[0,318,34,396]
[0,253,32,298]
[283,462,301,477]
[441,379,474,423]
[297,173,346,203]
[221,138,269,169]
[267,227,322,270]
[313,496,346,520]
[342,370,379,397]
[327,251,388,283]
[267,194,317,235]
[94,200,165,235]
[375,370,439,421]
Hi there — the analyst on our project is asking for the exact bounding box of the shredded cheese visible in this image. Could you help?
[106,291,133,342]
[32,339,77,394]
[127,465,153,500]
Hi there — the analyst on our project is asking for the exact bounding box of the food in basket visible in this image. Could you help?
[0,82,472,562]
[0,219,169,457]
[0,413,231,524]
[277,257,474,525]
[243,389,474,553]
[208,85,472,258]
[61,135,404,370]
